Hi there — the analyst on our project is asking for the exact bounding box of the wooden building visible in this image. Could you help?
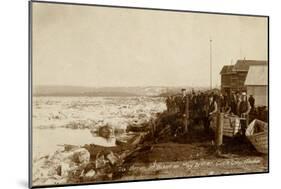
[220,60,267,94]
[244,65,268,106]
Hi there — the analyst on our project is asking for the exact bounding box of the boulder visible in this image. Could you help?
[72,148,90,164]
[98,125,114,139]
[56,162,72,177]
[84,169,96,178]
[95,155,108,169]
[106,152,120,165]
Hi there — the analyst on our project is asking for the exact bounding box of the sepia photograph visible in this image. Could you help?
[29,1,268,188]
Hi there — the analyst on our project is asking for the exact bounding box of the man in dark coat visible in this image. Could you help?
[229,91,238,115]
[179,89,189,133]
[237,92,251,136]
[203,94,218,133]
[248,95,255,109]
[165,96,172,112]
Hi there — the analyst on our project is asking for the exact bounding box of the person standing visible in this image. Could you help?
[224,94,232,114]
[237,92,251,136]
[229,91,237,115]
[198,92,206,124]
[204,94,218,133]
[165,96,172,112]
[179,89,189,133]
[248,94,255,109]
[236,92,242,113]
[218,93,226,112]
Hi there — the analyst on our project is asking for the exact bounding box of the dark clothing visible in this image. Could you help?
[224,101,231,113]
[237,100,250,117]
[249,96,255,108]
[230,94,237,115]
[220,95,228,112]
[203,116,210,133]
[174,96,182,113]
[197,94,206,120]
[207,101,217,115]
[179,96,189,117]
[216,96,222,111]
[237,100,251,136]
[178,95,189,133]
[240,119,247,136]
[203,100,217,134]
[165,97,171,112]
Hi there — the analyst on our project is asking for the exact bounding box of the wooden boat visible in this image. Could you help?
[116,132,147,146]
[245,119,268,154]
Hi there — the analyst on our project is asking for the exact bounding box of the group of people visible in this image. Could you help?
[165,89,255,135]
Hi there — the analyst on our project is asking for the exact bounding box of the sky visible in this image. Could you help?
[32,2,268,88]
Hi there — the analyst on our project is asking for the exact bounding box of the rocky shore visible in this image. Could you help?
[32,111,268,187]
[32,118,154,186]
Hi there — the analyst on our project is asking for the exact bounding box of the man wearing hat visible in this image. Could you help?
[237,92,251,136]
[179,88,189,133]
[248,94,255,109]
[229,91,237,115]
[205,94,218,133]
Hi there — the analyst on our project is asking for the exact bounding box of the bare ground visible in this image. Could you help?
[114,125,268,181]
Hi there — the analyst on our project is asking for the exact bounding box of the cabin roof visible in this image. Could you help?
[220,65,234,74]
[234,60,267,71]
[244,65,268,86]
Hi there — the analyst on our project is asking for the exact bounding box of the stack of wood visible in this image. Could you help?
[210,113,241,137]
[222,114,241,137]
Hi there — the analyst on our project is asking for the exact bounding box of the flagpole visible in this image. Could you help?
[210,39,213,90]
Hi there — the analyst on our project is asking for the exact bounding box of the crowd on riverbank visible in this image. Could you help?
[165,89,268,135]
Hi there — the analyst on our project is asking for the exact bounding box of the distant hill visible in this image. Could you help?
[158,87,210,97]
[33,85,208,97]
[33,85,165,97]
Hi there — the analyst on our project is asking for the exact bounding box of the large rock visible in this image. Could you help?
[72,148,90,164]
[106,152,120,165]
[98,125,114,139]
[84,169,96,178]
[56,162,77,177]
[33,148,91,185]
[95,155,108,169]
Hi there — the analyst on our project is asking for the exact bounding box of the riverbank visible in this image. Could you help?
[32,111,268,187]
[117,132,267,181]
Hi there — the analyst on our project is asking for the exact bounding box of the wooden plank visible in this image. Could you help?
[215,113,224,147]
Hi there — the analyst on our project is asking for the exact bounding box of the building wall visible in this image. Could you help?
[237,72,247,89]
[221,71,247,94]
[246,85,268,106]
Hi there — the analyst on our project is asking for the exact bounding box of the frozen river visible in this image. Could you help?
[32,96,166,159]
